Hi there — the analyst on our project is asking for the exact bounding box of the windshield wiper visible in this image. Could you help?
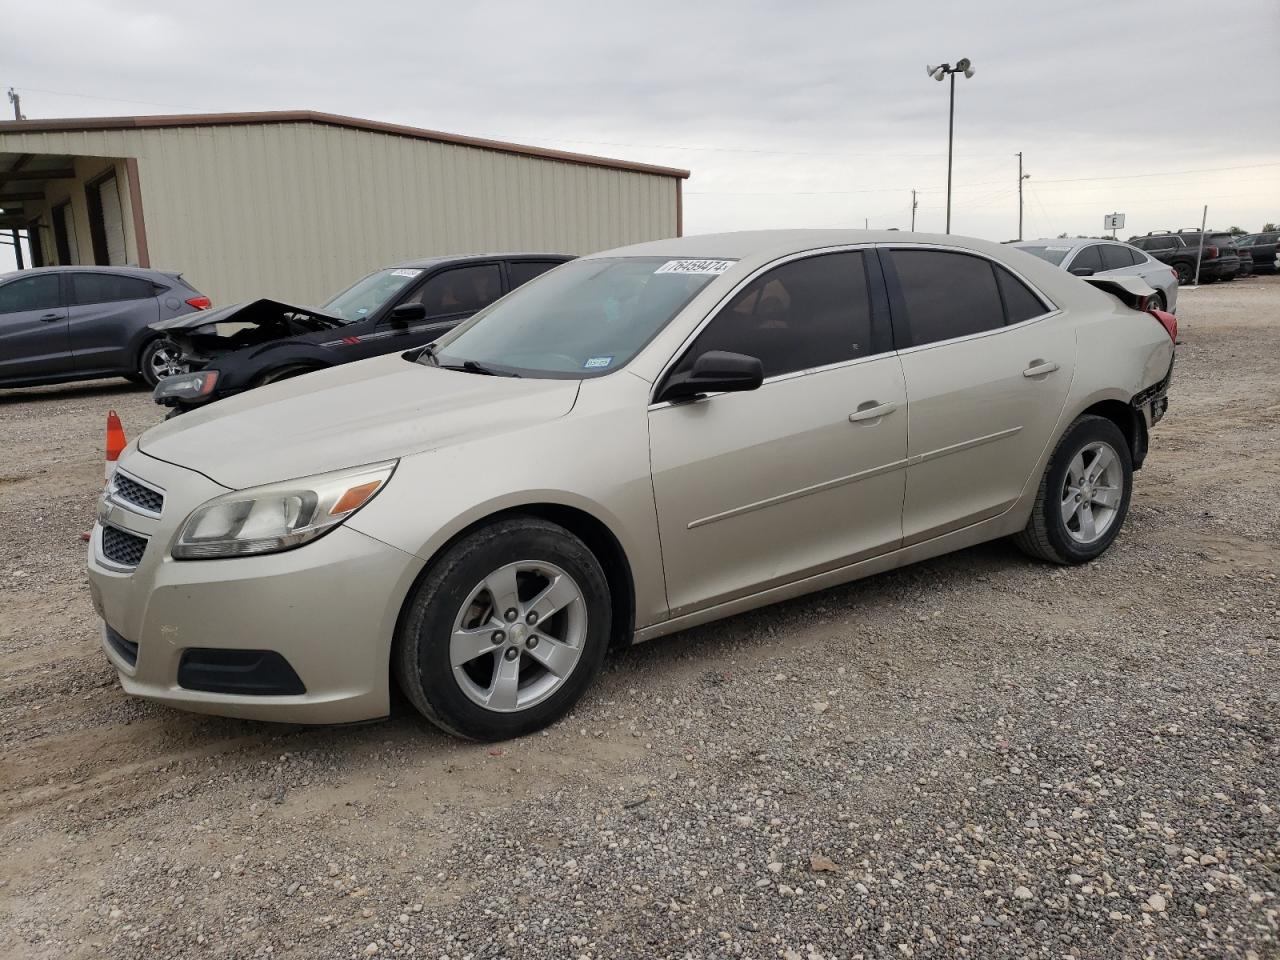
[440,359,521,378]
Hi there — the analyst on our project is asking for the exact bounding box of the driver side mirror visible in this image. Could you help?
[657,350,764,404]
[387,302,427,324]
[1069,266,1095,277]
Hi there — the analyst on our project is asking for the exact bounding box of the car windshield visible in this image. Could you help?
[1017,245,1073,266]
[321,267,424,323]
[427,257,730,378]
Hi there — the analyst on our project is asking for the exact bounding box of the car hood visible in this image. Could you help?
[152,298,346,362]
[138,353,582,489]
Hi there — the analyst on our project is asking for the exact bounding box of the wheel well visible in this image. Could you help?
[404,504,637,653]
[1079,399,1148,470]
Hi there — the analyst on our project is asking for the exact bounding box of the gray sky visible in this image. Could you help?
[3,0,1278,271]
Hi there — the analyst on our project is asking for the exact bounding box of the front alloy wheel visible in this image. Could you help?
[395,516,611,740]
[140,338,186,387]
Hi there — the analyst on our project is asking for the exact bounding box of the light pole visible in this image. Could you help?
[926,59,975,234]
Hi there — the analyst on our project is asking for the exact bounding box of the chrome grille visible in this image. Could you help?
[112,473,164,515]
[101,525,148,568]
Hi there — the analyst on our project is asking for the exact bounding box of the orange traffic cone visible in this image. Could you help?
[105,410,126,482]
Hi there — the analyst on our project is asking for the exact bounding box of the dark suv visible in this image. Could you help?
[0,266,209,389]
[1232,233,1279,274]
[1130,231,1242,284]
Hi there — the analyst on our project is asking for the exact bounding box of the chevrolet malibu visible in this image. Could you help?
[88,230,1176,740]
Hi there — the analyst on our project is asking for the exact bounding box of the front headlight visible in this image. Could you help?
[154,370,220,403]
[172,461,397,559]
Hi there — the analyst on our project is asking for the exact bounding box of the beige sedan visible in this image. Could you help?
[87,230,1176,740]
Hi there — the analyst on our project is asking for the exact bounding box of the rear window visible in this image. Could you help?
[1016,245,1071,266]
[1208,234,1236,247]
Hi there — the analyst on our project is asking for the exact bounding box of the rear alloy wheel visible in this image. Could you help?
[395,516,611,740]
[1013,415,1133,565]
[139,338,186,388]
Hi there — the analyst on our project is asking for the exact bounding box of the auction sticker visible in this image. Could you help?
[655,259,735,275]
[390,268,423,278]
[583,356,614,369]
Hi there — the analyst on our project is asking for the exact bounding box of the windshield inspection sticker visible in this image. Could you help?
[583,356,614,369]
[655,259,735,276]
[390,268,423,278]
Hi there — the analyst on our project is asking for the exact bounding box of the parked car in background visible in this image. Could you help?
[152,254,573,414]
[1233,232,1279,274]
[1131,230,1241,284]
[0,266,208,389]
[88,230,1176,740]
[1015,238,1179,313]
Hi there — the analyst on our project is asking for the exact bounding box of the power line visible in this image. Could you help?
[1032,161,1280,185]
[11,84,192,111]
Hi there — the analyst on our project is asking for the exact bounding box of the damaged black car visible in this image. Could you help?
[151,253,572,414]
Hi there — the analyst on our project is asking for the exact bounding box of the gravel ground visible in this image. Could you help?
[1,278,1277,960]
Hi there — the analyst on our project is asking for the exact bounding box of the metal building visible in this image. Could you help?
[0,111,688,303]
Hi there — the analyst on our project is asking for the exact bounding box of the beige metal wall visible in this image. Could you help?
[0,124,680,303]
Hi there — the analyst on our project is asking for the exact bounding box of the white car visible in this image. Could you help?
[1015,238,1178,314]
[87,230,1176,740]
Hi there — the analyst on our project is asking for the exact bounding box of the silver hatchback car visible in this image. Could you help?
[88,230,1176,740]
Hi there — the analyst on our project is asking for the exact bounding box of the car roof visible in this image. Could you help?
[0,264,185,284]
[387,253,574,270]
[1015,238,1132,251]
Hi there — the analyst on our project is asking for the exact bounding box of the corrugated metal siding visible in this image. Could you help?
[1,123,679,303]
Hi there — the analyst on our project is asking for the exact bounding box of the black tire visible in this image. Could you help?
[1174,262,1193,285]
[1012,415,1133,565]
[137,337,184,388]
[256,364,321,387]
[1148,290,1166,312]
[394,516,612,740]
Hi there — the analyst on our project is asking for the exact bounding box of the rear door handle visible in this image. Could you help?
[39,312,62,323]
[848,400,898,423]
[1022,360,1059,378]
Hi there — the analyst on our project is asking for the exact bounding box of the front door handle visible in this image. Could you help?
[848,400,898,423]
[1022,360,1059,378]
[39,312,62,323]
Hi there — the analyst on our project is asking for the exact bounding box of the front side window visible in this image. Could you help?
[671,251,873,381]
[322,268,424,323]
[1069,245,1103,272]
[0,274,62,314]
[1100,245,1134,271]
[408,264,503,319]
[431,257,725,378]
[68,272,155,305]
[892,250,1005,346]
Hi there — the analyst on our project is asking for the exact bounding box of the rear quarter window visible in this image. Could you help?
[69,273,156,305]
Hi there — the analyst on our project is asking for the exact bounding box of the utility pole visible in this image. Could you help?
[1017,152,1024,241]
[911,189,918,231]
[6,88,24,269]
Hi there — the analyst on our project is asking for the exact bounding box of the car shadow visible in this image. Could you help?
[0,379,145,405]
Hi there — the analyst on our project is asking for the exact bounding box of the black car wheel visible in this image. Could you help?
[394,516,612,741]
[1174,262,1193,285]
[1013,415,1133,566]
[138,338,185,388]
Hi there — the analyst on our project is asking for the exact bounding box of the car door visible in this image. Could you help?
[65,272,160,374]
[648,249,907,617]
[884,246,1076,545]
[349,262,505,360]
[0,273,71,384]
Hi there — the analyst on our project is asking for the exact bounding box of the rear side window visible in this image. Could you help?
[0,274,63,314]
[1070,245,1103,272]
[1101,246,1134,271]
[677,251,873,379]
[995,266,1047,324]
[68,273,155,305]
[508,260,563,288]
[414,264,503,319]
[892,250,1004,346]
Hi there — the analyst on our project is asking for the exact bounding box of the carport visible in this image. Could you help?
[0,150,146,269]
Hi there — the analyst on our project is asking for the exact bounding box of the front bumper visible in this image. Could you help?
[87,452,424,724]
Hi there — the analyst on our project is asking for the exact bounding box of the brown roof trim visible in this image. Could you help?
[0,110,691,180]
